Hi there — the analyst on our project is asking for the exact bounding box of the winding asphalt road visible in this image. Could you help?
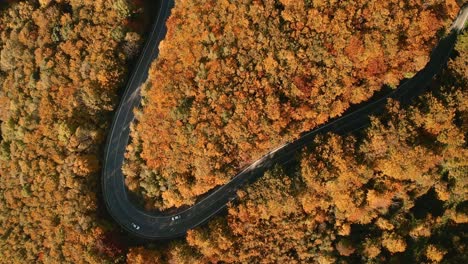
[102,3,468,240]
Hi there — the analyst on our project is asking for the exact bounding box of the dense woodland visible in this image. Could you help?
[123,0,462,210]
[126,31,468,263]
[0,0,142,262]
[0,0,466,263]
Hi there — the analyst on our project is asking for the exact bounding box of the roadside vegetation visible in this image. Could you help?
[0,0,143,262]
[123,0,461,210]
[127,30,468,264]
[0,0,466,263]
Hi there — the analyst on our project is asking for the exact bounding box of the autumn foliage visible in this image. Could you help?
[0,0,142,262]
[124,0,461,209]
[1,0,466,263]
[127,31,468,263]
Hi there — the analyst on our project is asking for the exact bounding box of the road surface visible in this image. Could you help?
[102,3,468,240]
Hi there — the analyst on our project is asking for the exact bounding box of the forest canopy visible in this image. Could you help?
[123,0,462,210]
[127,30,468,264]
[0,0,142,262]
[0,0,466,263]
